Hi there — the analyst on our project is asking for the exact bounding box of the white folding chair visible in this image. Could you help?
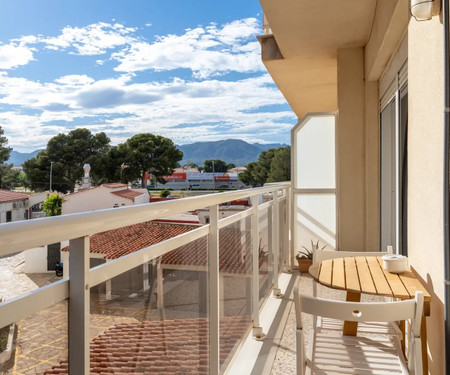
[311,249,397,336]
[294,286,424,375]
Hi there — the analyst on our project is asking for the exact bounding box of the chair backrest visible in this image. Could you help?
[313,249,391,264]
[294,286,424,334]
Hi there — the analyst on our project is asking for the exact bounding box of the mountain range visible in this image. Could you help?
[8,139,288,167]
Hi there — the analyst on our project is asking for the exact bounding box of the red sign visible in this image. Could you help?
[163,173,186,180]
[214,175,230,181]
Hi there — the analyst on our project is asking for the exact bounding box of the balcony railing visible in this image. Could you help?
[0,182,291,375]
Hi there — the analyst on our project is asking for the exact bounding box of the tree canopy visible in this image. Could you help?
[120,133,183,187]
[23,129,111,193]
[239,147,290,187]
[203,159,235,173]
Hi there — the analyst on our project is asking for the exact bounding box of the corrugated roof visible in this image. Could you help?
[44,316,249,375]
[0,189,29,203]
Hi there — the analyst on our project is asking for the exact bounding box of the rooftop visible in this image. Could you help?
[0,189,29,203]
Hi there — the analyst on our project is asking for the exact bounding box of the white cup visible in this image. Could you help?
[381,255,409,273]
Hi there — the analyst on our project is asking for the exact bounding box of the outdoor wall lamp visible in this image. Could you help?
[410,0,441,21]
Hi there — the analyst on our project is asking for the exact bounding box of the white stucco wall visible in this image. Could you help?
[62,186,147,214]
[23,246,49,273]
[0,201,27,223]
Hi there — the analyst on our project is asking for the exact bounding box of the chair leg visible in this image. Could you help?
[296,328,305,375]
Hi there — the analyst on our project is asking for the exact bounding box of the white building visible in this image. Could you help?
[155,172,246,190]
[0,190,29,223]
[62,183,149,215]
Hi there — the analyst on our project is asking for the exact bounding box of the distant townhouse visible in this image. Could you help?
[0,190,29,223]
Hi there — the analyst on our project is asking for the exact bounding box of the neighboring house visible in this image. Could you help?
[0,190,29,223]
[227,166,247,174]
[62,183,149,215]
[23,184,149,273]
[60,221,198,299]
[259,1,446,372]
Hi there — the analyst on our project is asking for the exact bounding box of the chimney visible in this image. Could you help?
[82,163,91,189]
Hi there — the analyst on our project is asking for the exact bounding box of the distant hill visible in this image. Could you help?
[7,150,42,166]
[7,139,288,167]
[178,139,288,166]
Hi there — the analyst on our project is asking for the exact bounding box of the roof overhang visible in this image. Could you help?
[259,0,377,118]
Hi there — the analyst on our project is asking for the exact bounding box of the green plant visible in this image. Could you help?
[160,188,171,198]
[296,240,327,260]
[42,193,64,216]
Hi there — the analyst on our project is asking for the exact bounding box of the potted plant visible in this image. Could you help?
[296,240,327,273]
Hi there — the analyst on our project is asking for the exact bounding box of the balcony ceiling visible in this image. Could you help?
[259,0,377,118]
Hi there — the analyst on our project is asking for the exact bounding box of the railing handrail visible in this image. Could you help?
[0,182,290,256]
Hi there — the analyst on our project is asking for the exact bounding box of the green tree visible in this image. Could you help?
[204,159,234,173]
[238,147,291,187]
[120,134,183,188]
[267,147,291,182]
[238,162,259,187]
[0,126,11,163]
[0,164,22,189]
[23,129,110,193]
[42,193,64,216]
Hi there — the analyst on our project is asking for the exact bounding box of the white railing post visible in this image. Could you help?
[283,187,290,269]
[208,204,220,375]
[68,236,90,374]
[251,195,266,340]
[272,190,283,298]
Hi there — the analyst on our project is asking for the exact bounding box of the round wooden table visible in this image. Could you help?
[309,256,431,375]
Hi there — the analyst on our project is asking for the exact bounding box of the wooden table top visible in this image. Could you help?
[309,256,431,316]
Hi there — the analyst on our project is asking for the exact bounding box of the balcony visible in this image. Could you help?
[0,183,296,374]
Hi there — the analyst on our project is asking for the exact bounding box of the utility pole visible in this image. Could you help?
[50,161,54,192]
[212,160,215,192]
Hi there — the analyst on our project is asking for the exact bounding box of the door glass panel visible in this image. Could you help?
[380,99,397,252]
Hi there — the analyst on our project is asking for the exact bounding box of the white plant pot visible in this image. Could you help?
[381,255,409,273]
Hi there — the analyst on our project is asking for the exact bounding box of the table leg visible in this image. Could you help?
[400,320,406,355]
[343,291,361,336]
[421,315,428,375]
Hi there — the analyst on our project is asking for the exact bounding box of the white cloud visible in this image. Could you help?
[19,22,138,56]
[112,18,264,78]
[0,44,34,69]
[0,71,294,151]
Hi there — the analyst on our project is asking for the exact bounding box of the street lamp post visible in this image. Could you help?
[212,160,215,192]
[50,161,54,192]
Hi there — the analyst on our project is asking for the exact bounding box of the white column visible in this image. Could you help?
[68,236,90,374]
[208,204,220,375]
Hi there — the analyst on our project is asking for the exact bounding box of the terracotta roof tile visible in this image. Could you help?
[45,317,249,375]
[0,189,29,203]
[62,222,196,260]
[110,189,143,201]
[102,183,128,189]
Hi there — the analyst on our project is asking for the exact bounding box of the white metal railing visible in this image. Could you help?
[0,182,291,375]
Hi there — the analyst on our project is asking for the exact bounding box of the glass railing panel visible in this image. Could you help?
[258,205,273,302]
[218,218,252,372]
[5,285,68,374]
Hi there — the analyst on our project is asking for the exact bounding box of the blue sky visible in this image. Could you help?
[0,0,296,152]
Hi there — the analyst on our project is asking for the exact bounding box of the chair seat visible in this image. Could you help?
[317,317,401,336]
[307,332,408,375]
